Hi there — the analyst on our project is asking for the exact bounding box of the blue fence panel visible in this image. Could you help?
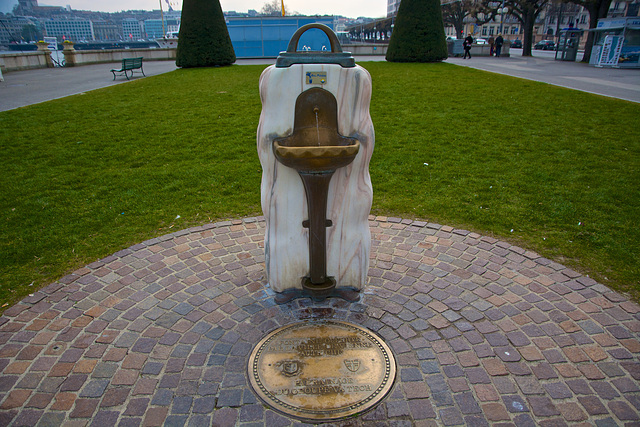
[225,17,334,58]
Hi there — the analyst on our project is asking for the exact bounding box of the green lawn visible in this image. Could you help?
[1,62,638,309]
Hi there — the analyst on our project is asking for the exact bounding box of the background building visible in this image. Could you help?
[144,16,180,38]
[387,0,401,17]
[92,20,120,41]
[122,18,143,40]
[43,18,94,42]
[0,15,40,44]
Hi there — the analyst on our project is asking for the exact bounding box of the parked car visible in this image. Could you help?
[534,40,555,50]
[475,38,488,45]
[510,39,522,48]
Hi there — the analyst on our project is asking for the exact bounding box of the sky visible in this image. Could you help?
[0,0,387,18]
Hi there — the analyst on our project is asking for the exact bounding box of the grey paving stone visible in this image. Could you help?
[141,361,164,375]
[151,389,174,406]
[387,400,410,417]
[503,395,530,413]
[79,379,109,398]
[12,410,43,427]
[431,391,455,407]
[239,404,264,422]
[164,415,188,427]
[455,392,482,414]
[173,303,194,315]
[217,389,243,408]
[439,406,464,425]
[89,411,120,427]
[170,396,193,414]
[36,412,66,427]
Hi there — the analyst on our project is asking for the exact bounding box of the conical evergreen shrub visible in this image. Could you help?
[176,0,236,68]
[386,0,448,63]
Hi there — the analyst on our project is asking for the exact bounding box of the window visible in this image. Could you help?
[489,26,495,35]
[482,27,487,35]
[580,15,587,24]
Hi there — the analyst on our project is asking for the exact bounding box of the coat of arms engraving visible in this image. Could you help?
[277,360,302,376]
[344,359,360,372]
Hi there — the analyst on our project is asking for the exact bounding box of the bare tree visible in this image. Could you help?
[442,0,475,39]
[479,0,549,55]
[261,0,287,16]
[442,0,498,39]
[565,0,613,62]
[512,0,550,55]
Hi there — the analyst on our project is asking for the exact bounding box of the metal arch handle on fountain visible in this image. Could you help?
[286,23,343,54]
[275,23,355,68]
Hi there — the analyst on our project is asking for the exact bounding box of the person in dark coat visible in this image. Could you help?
[495,34,504,57]
[463,34,474,59]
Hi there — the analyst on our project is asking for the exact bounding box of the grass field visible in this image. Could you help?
[1,61,638,310]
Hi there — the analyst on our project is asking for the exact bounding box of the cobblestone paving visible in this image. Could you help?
[1,217,639,426]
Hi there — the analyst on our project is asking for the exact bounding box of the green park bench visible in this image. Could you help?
[110,57,145,80]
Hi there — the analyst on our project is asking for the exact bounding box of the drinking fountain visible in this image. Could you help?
[257,24,375,303]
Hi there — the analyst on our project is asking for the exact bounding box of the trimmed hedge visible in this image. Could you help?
[386,0,448,63]
[176,0,236,68]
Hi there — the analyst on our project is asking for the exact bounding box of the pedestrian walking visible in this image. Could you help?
[488,35,495,56]
[495,34,504,57]
[463,34,474,59]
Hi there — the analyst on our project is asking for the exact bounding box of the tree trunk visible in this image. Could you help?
[581,0,613,63]
[522,8,536,56]
[581,7,598,62]
[454,21,464,38]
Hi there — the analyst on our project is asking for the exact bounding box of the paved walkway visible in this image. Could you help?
[0,59,273,112]
[0,217,639,426]
[446,51,640,103]
[0,61,178,112]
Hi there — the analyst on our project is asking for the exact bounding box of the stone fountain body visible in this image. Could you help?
[256,24,375,302]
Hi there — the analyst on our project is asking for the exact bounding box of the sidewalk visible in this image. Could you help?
[0,61,178,112]
[0,59,272,112]
[0,216,638,426]
[446,51,640,103]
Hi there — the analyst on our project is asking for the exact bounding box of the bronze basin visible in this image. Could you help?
[272,87,360,173]
[273,141,360,173]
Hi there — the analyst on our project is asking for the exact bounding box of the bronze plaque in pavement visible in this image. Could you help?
[248,320,396,422]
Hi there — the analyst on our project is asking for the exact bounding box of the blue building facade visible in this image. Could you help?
[226,16,335,58]
[145,18,181,38]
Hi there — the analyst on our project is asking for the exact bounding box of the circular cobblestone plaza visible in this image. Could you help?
[0,217,639,426]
